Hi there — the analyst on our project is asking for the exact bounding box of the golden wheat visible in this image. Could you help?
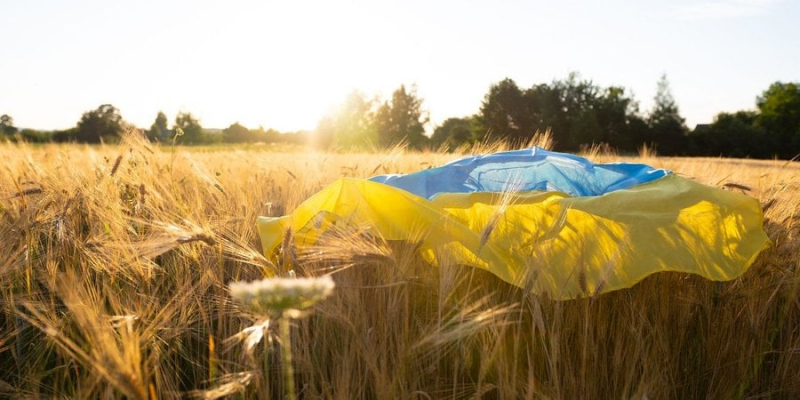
[0,133,797,399]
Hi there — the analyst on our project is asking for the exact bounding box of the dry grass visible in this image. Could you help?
[0,133,798,399]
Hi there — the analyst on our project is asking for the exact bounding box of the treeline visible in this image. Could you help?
[0,106,308,145]
[316,76,800,159]
[1,75,798,159]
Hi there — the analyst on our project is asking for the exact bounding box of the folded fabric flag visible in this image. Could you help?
[258,148,769,300]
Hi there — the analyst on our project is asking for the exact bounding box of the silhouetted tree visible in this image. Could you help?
[477,78,530,142]
[75,104,125,143]
[431,117,474,148]
[315,91,377,148]
[756,81,800,159]
[524,83,565,145]
[19,129,53,142]
[690,111,767,158]
[553,73,601,148]
[478,75,645,151]
[251,126,281,142]
[1,114,18,135]
[595,86,646,151]
[149,111,169,141]
[375,85,428,148]
[571,108,602,149]
[173,112,204,144]
[223,122,252,143]
[646,75,687,155]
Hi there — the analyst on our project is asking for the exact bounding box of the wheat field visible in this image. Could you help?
[0,134,798,399]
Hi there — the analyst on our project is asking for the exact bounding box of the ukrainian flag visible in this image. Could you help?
[258,148,769,300]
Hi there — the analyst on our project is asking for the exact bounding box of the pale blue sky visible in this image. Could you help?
[1,0,798,132]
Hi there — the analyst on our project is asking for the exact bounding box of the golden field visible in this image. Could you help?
[0,134,798,399]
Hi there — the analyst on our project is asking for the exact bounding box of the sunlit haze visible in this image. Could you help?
[2,0,798,132]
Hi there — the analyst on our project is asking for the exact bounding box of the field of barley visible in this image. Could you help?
[0,134,798,399]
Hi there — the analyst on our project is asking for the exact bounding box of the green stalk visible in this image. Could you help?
[280,317,296,400]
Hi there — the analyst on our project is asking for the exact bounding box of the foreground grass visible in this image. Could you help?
[0,135,798,399]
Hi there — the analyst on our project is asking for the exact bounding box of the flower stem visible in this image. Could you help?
[280,317,296,400]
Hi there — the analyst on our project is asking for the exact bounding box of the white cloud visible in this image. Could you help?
[674,0,783,20]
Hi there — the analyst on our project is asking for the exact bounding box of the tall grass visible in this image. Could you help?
[0,133,797,399]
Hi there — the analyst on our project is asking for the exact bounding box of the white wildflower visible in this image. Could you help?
[229,275,335,316]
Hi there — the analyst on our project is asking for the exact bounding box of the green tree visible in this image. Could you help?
[478,75,647,151]
[524,83,565,146]
[223,122,252,143]
[149,111,169,141]
[315,91,377,149]
[477,78,530,142]
[756,81,800,159]
[250,126,281,143]
[173,112,204,144]
[431,117,474,148]
[554,73,600,149]
[690,111,767,158]
[375,85,429,148]
[75,104,126,143]
[646,74,687,155]
[571,108,602,149]
[1,114,18,135]
[19,129,53,143]
[478,74,650,152]
[594,86,645,151]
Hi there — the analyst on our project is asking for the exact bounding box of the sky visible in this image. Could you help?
[1,0,798,133]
